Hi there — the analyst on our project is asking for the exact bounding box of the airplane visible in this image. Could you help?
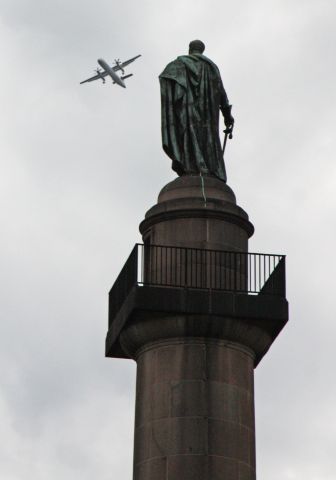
[80,54,141,88]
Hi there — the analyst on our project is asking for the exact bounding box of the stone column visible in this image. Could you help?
[121,330,256,480]
[124,176,256,479]
[106,175,288,480]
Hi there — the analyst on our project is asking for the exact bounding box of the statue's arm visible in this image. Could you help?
[219,79,234,128]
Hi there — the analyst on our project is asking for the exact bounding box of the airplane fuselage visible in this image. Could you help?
[97,58,126,88]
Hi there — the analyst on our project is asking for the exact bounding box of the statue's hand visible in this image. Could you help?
[224,114,234,129]
[222,104,234,129]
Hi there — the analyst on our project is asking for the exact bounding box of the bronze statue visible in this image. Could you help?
[159,40,234,182]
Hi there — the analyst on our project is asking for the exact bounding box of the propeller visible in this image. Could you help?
[94,68,105,83]
[114,59,125,74]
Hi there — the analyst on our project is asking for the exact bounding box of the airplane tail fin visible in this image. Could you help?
[121,73,133,81]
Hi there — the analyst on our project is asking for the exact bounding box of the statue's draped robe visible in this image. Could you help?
[159,54,230,182]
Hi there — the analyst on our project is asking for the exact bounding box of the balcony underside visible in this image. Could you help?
[106,285,288,366]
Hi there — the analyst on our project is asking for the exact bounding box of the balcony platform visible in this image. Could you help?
[106,283,288,366]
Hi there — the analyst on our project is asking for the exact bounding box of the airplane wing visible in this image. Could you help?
[113,54,141,72]
[80,71,109,84]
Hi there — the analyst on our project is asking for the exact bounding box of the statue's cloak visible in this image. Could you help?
[159,54,229,182]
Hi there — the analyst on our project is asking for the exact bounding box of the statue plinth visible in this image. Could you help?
[140,175,254,252]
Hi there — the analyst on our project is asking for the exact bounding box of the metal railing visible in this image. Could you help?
[109,244,286,321]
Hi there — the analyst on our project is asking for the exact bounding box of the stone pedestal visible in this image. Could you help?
[140,175,254,252]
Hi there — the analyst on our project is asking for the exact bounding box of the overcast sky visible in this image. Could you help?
[1,0,336,479]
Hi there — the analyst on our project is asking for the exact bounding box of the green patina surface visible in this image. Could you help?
[160,49,233,182]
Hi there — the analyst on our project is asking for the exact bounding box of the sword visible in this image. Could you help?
[222,123,234,156]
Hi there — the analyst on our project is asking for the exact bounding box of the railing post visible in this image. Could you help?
[184,247,188,287]
[135,243,139,285]
[234,252,237,292]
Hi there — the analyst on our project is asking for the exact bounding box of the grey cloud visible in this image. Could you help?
[1,0,336,478]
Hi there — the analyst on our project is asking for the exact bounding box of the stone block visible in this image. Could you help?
[205,344,253,393]
[151,382,171,420]
[151,417,207,457]
[167,455,206,480]
[155,343,206,382]
[208,455,239,480]
[135,390,152,429]
[133,424,151,465]
[136,349,155,397]
[229,350,254,392]
[238,461,256,480]
[205,343,231,383]
[208,381,240,423]
[208,419,250,464]
[239,391,255,429]
[248,428,256,470]
[136,379,174,427]
[135,457,167,480]
[171,380,206,417]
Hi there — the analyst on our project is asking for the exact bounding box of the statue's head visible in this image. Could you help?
[189,39,205,54]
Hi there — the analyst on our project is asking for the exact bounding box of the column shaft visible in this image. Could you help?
[133,338,256,480]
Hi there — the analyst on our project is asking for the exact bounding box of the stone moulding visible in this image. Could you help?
[106,284,288,366]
